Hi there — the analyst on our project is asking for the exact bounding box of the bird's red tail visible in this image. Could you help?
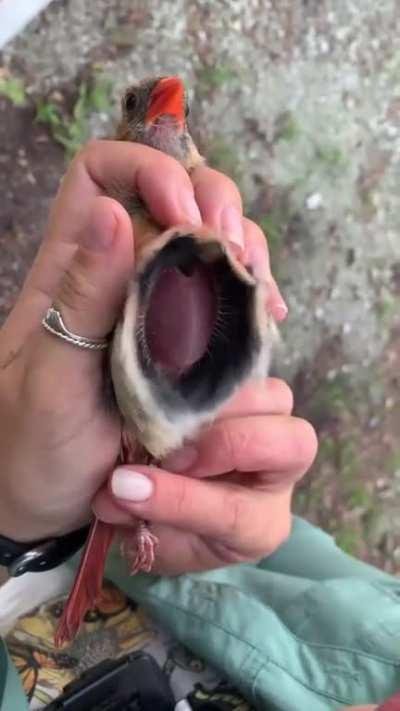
[54,517,114,647]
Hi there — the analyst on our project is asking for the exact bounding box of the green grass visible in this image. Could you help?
[315,144,345,167]
[206,136,242,184]
[308,375,353,425]
[257,210,286,265]
[197,64,238,92]
[35,76,113,158]
[0,75,27,107]
[387,448,400,476]
[275,111,301,142]
[335,525,362,556]
[376,294,399,327]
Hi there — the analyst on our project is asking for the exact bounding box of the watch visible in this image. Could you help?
[0,525,90,577]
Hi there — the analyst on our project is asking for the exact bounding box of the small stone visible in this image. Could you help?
[319,39,330,54]
[306,193,323,210]
[385,397,394,410]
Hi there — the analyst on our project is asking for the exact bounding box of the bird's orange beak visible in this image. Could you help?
[146,76,185,128]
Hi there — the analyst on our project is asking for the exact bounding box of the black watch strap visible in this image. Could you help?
[0,524,90,577]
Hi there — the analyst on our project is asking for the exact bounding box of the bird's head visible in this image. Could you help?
[117,75,203,171]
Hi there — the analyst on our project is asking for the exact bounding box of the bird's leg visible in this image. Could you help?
[119,430,159,574]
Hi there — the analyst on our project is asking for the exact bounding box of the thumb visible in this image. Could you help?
[53,196,134,341]
[31,195,135,390]
[21,196,134,390]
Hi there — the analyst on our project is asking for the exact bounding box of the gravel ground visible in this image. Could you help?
[0,0,399,571]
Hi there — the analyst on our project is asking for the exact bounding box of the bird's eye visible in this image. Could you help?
[185,102,190,118]
[125,92,137,113]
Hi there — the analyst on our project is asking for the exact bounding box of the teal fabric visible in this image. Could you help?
[2,517,400,711]
[0,640,29,711]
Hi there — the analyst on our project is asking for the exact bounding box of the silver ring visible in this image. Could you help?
[42,307,110,351]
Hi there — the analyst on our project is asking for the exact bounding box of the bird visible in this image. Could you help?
[55,75,277,646]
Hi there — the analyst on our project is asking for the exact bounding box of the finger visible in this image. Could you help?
[95,464,292,555]
[20,196,135,398]
[1,195,134,361]
[162,415,318,478]
[220,378,293,419]
[191,165,244,255]
[267,276,288,322]
[53,196,134,339]
[242,218,288,321]
[52,140,202,244]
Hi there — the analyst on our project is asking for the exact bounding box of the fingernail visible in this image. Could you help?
[274,302,288,321]
[179,189,202,226]
[111,468,153,502]
[220,206,244,254]
[162,445,198,473]
[81,211,116,252]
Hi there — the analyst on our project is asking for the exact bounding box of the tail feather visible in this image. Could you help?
[54,517,114,647]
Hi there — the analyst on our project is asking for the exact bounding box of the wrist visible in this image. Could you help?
[0,524,91,577]
[0,475,93,542]
[0,497,90,544]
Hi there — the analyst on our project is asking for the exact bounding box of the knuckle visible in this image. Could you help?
[58,264,97,314]
[218,421,248,471]
[199,167,242,206]
[79,139,103,162]
[75,139,109,173]
[173,476,190,520]
[225,491,251,540]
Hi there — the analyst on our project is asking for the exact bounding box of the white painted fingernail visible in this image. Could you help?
[111,468,153,502]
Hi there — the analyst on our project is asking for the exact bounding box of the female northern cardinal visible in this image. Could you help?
[55,76,277,646]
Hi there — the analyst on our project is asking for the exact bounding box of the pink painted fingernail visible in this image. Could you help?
[220,206,245,254]
[274,302,288,320]
[111,468,153,502]
[162,445,198,473]
[179,189,202,226]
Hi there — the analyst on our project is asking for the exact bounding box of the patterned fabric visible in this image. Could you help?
[6,579,252,711]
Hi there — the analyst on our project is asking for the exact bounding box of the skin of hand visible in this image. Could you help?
[0,140,317,577]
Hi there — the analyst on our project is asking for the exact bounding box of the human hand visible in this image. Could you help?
[92,377,317,575]
[0,140,288,543]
